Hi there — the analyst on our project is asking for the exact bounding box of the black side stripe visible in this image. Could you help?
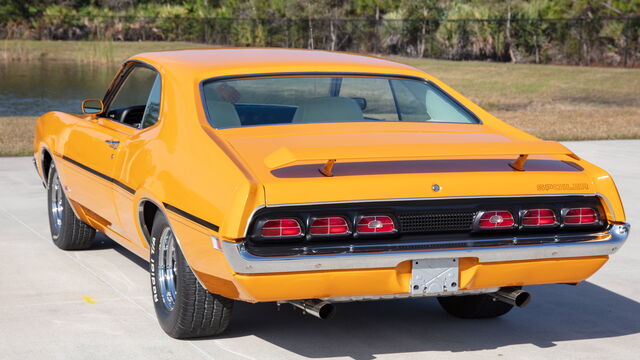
[163,203,220,232]
[62,155,135,195]
[113,179,136,195]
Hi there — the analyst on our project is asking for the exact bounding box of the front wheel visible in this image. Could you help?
[150,212,233,338]
[47,164,96,250]
[437,293,513,319]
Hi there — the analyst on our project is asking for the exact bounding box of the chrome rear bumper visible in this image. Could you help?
[222,223,630,274]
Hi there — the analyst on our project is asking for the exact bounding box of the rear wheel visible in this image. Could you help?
[437,294,513,319]
[47,164,96,250]
[150,212,233,338]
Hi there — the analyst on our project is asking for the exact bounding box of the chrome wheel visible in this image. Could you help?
[50,175,64,235]
[158,227,178,311]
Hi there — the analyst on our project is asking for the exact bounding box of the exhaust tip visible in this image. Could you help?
[490,287,532,308]
[317,302,336,320]
[284,299,336,320]
[513,291,531,308]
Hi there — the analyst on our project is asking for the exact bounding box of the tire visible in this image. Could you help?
[437,293,513,319]
[149,212,233,339]
[47,163,96,250]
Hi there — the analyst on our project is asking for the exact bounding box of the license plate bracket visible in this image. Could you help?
[410,258,459,295]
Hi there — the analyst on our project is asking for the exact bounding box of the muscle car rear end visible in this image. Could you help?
[33,49,629,338]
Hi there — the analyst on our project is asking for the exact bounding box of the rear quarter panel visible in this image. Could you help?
[113,66,265,282]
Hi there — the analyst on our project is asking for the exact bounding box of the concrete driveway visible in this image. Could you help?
[1,140,638,360]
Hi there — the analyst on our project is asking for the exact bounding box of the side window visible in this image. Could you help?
[339,78,398,121]
[423,86,474,123]
[140,75,161,128]
[105,66,159,128]
[392,79,476,124]
[391,80,429,122]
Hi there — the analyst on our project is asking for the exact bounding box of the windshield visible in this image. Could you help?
[201,75,479,129]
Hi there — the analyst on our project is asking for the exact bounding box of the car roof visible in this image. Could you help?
[130,48,426,81]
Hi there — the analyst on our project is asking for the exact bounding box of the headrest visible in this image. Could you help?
[292,96,363,123]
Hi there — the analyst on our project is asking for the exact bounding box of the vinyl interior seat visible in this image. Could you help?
[292,96,364,123]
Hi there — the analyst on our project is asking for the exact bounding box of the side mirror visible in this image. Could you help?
[81,99,104,115]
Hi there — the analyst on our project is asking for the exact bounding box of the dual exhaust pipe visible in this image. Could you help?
[490,287,532,308]
[283,299,336,320]
[282,287,530,320]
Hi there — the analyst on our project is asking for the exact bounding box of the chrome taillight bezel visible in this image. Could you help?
[354,214,398,236]
[520,208,559,228]
[561,207,601,226]
[308,216,352,238]
[254,217,305,240]
[473,210,517,231]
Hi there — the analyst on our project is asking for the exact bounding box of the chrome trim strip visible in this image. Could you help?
[596,192,617,221]
[224,223,629,274]
[243,205,266,237]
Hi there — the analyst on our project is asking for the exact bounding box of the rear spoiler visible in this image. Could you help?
[264,141,580,177]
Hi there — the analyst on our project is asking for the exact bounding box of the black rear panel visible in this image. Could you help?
[396,210,477,233]
[245,196,607,257]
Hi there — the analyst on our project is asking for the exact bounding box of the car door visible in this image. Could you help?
[62,63,158,236]
[110,69,163,244]
[62,115,130,229]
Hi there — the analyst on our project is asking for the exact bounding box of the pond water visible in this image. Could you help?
[0,61,119,116]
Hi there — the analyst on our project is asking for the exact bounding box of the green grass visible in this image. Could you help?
[1,40,211,63]
[393,57,640,141]
[395,57,640,109]
[1,41,639,156]
[0,116,36,157]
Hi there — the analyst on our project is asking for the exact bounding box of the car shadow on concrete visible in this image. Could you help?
[211,282,640,359]
[91,233,149,270]
[90,234,640,359]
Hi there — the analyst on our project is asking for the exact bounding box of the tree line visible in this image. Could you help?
[1,1,639,66]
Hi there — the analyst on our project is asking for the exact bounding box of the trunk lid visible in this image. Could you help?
[218,123,594,205]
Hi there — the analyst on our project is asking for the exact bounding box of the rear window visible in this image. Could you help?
[201,75,479,129]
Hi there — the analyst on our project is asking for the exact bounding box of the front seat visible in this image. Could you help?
[291,96,364,123]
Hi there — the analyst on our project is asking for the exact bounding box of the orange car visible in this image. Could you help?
[33,49,630,338]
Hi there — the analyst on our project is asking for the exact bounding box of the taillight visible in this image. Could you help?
[356,215,396,234]
[260,218,302,237]
[478,211,515,229]
[522,209,556,226]
[309,217,350,236]
[563,208,598,224]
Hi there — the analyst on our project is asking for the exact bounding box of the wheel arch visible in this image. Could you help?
[137,197,211,290]
[40,148,53,188]
[138,198,163,245]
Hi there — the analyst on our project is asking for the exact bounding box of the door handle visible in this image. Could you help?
[105,140,120,149]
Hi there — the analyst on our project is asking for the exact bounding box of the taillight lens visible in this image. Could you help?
[478,211,515,228]
[260,218,302,237]
[357,215,396,234]
[309,217,350,236]
[564,208,598,224]
[522,209,556,226]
